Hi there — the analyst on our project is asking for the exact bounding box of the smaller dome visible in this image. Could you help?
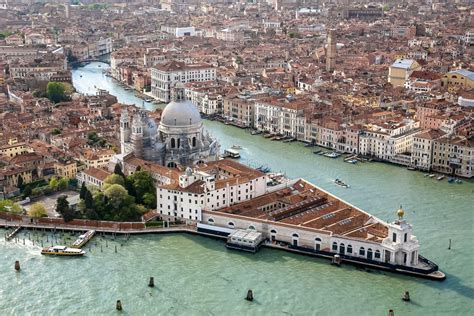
[397,205,405,219]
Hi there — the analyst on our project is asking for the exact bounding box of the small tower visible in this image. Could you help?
[130,113,145,159]
[120,109,131,154]
[382,206,420,266]
[326,29,337,72]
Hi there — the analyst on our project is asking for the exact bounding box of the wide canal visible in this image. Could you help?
[0,62,472,315]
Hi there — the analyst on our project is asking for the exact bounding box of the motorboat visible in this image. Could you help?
[41,246,85,256]
[231,145,243,150]
[324,152,341,158]
[334,178,350,188]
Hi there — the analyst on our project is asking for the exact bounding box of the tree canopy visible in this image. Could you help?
[0,200,22,214]
[28,203,47,218]
[47,82,67,103]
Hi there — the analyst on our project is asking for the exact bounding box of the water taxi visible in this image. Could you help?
[41,246,85,256]
[231,145,242,150]
[223,149,240,159]
[436,175,445,181]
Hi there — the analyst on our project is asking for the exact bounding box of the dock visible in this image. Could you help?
[5,226,22,241]
[71,230,95,248]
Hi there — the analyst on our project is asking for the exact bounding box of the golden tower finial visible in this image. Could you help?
[397,205,405,220]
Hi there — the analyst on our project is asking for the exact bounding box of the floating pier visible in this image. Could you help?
[71,230,95,248]
[5,226,22,241]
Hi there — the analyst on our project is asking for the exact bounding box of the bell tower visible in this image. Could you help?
[120,109,131,154]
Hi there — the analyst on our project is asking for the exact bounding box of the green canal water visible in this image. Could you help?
[0,62,472,315]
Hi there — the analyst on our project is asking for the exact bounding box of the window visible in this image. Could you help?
[292,233,299,238]
[404,233,407,242]
[208,218,214,225]
[392,233,397,243]
[332,242,338,251]
[375,250,381,259]
[248,225,256,231]
[347,245,353,253]
[359,247,365,256]
[270,229,277,234]
[228,222,235,228]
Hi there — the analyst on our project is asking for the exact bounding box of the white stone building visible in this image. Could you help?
[151,61,216,102]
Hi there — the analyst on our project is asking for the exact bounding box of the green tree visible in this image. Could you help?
[0,200,22,214]
[28,203,47,218]
[51,128,62,135]
[17,175,24,190]
[127,171,155,205]
[79,182,87,199]
[57,177,69,190]
[142,192,156,209]
[104,184,133,211]
[56,195,75,222]
[114,163,124,177]
[49,177,59,190]
[22,185,32,198]
[47,82,66,103]
[84,189,94,209]
[103,174,125,189]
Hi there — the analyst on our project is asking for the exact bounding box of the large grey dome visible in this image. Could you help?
[160,99,202,127]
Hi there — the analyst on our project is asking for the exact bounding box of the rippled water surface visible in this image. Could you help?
[0,63,472,315]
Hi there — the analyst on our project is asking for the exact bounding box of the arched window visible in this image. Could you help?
[359,247,365,256]
[367,248,373,259]
[315,237,322,242]
[347,245,353,254]
[248,225,256,231]
[167,162,177,168]
[375,250,381,259]
[177,138,181,148]
[192,136,196,147]
[332,242,338,251]
[292,233,299,238]
[208,218,214,225]
[270,229,277,234]
[171,138,176,148]
[228,222,235,228]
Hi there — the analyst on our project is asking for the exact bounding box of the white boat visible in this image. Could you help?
[436,176,445,181]
[231,145,242,149]
[324,152,341,158]
[41,246,85,256]
[223,149,240,159]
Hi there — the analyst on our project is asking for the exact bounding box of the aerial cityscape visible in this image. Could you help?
[0,0,472,315]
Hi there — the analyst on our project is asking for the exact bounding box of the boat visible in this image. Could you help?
[436,176,445,181]
[428,174,436,178]
[345,159,358,164]
[455,178,463,184]
[407,167,416,171]
[71,230,95,248]
[251,130,262,135]
[304,142,315,147]
[41,246,85,256]
[323,152,341,158]
[144,98,153,102]
[334,178,350,188]
[313,150,322,155]
[223,149,240,159]
[231,145,242,150]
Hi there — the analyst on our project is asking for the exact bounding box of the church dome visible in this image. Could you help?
[160,99,202,127]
